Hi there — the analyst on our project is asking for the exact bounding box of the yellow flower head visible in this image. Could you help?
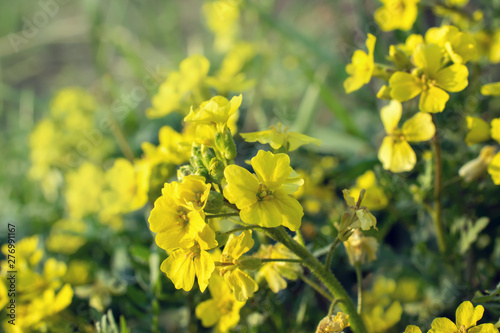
[429,301,498,333]
[195,274,245,333]
[374,0,420,32]
[149,178,210,250]
[203,0,240,51]
[219,231,259,301]
[378,101,436,173]
[465,116,491,145]
[185,95,242,132]
[46,219,87,255]
[161,225,217,293]
[240,122,321,152]
[481,82,500,96]
[223,150,304,230]
[390,43,469,113]
[343,229,379,266]
[316,312,350,333]
[344,34,376,93]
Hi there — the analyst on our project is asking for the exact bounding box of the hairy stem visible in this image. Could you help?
[355,263,363,314]
[266,227,367,333]
[324,237,341,272]
[299,273,333,302]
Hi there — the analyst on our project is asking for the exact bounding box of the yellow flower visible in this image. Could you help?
[64,162,105,219]
[344,34,376,93]
[255,242,301,293]
[374,0,420,31]
[148,178,209,251]
[481,82,500,96]
[343,229,379,266]
[147,55,210,118]
[161,225,217,292]
[316,312,350,333]
[488,152,500,185]
[223,150,304,230]
[491,118,500,144]
[46,219,87,255]
[241,123,321,152]
[425,25,478,64]
[429,301,498,333]
[219,231,259,301]
[203,0,240,51]
[195,274,245,333]
[185,95,242,132]
[465,117,491,145]
[349,170,388,211]
[378,100,435,173]
[390,43,469,113]
[459,146,497,182]
[340,190,377,232]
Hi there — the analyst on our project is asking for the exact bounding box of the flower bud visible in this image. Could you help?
[316,312,350,333]
[215,128,237,160]
[177,165,194,180]
[209,158,225,184]
[204,190,224,213]
[389,45,411,69]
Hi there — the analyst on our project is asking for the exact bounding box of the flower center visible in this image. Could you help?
[176,208,189,226]
[421,74,437,90]
[458,325,467,333]
[257,183,273,201]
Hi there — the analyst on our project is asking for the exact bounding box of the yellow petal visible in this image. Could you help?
[194,250,215,292]
[162,250,195,291]
[487,152,500,185]
[223,165,259,208]
[287,132,322,151]
[240,201,282,228]
[402,112,436,142]
[273,189,304,231]
[419,85,449,113]
[223,230,254,260]
[434,64,469,92]
[195,299,220,327]
[251,150,293,190]
[225,269,258,301]
[429,317,458,333]
[456,301,484,329]
[468,324,500,333]
[380,100,402,134]
[413,43,442,75]
[404,325,422,333]
[390,140,417,172]
[481,82,500,96]
[378,136,395,171]
[465,117,491,145]
[389,72,423,102]
[491,118,500,144]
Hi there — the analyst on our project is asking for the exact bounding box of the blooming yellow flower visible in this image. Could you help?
[240,122,321,152]
[161,225,217,292]
[185,95,242,132]
[148,178,210,250]
[429,301,498,333]
[195,274,245,333]
[390,43,469,113]
[344,34,376,93]
[223,150,304,230]
[465,116,491,145]
[378,100,436,172]
[203,0,240,51]
[349,170,388,211]
[219,231,258,301]
[46,219,88,255]
[374,0,420,31]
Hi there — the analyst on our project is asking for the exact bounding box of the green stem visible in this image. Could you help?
[299,273,333,302]
[205,212,239,220]
[432,130,446,253]
[355,263,363,314]
[224,225,263,235]
[324,237,341,272]
[266,227,367,333]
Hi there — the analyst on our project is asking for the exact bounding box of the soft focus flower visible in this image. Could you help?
[459,146,497,182]
[349,170,388,211]
[343,229,379,266]
[378,100,435,172]
[344,34,376,93]
[425,25,477,64]
[481,82,500,96]
[223,150,304,231]
[465,116,491,145]
[375,0,420,32]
